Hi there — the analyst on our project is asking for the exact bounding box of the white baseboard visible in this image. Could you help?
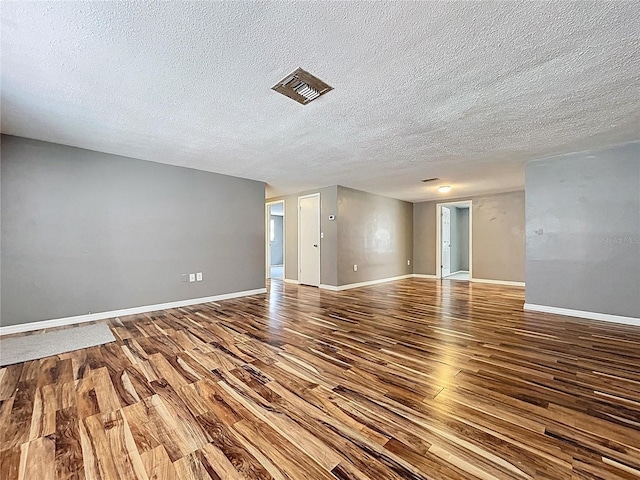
[298,275,522,290]
[471,278,525,287]
[0,288,267,336]
[524,303,640,326]
[414,274,521,285]
[283,278,299,285]
[320,274,414,292]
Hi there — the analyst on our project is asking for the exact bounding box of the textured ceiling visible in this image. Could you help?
[2,2,639,202]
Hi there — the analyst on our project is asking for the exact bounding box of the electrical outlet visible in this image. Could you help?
[189,273,196,282]
[353,264,358,272]
[196,272,203,281]
[407,260,411,266]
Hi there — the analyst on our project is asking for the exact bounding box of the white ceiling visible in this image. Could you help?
[2,2,639,202]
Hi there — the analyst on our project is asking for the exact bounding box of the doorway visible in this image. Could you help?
[266,201,285,280]
[437,201,472,280]
[298,193,321,286]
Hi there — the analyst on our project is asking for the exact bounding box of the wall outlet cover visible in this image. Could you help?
[353,264,358,271]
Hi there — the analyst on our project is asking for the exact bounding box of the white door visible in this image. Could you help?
[299,194,320,286]
[441,206,451,277]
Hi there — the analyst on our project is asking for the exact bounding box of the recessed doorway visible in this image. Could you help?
[436,200,472,280]
[266,201,285,280]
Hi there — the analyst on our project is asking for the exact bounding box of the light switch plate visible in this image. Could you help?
[196,272,203,281]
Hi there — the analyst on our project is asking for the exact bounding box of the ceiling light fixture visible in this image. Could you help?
[438,185,452,193]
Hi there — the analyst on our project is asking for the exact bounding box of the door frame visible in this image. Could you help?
[297,193,321,286]
[436,200,472,279]
[265,200,285,280]
[441,205,452,277]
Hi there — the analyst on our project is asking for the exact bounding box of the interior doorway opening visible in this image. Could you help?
[266,201,285,280]
[436,201,472,280]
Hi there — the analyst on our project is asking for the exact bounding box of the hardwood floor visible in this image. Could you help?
[2,278,640,479]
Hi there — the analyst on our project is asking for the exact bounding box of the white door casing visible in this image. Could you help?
[265,205,272,279]
[298,194,320,286]
[441,206,451,277]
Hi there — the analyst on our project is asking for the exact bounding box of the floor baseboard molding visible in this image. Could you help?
[471,278,525,287]
[283,278,299,285]
[321,274,523,290]
[524,303,640,326]
[0,288,267,336]
[320,274,414,292]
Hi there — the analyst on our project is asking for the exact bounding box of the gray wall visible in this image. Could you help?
[413,201,437,275]
[1,135,265,326]
[413,191,525,282]
[526,142,640,318]
[267,185,338,286]
[267,185,413,287]
[269,214,283,265]
[473,192,525,282]
[337,186,413,286]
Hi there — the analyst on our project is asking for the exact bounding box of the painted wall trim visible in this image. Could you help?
[413,274,438,279]
[524,303,640,327]
[320,274,414,291]
[283,278,299,285]
[0,288,267,336]
[445,270,468,277]
[471,278,525,287]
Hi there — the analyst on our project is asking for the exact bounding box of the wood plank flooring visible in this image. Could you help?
[2,278,640,479]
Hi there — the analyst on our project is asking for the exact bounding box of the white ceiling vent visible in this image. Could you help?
[272,68,333,105]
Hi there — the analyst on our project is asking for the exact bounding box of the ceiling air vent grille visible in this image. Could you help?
[272,68,333,105]
[421,177,440,183]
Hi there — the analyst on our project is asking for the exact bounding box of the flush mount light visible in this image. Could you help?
[438,185,452,193]
[272,68,333,105]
